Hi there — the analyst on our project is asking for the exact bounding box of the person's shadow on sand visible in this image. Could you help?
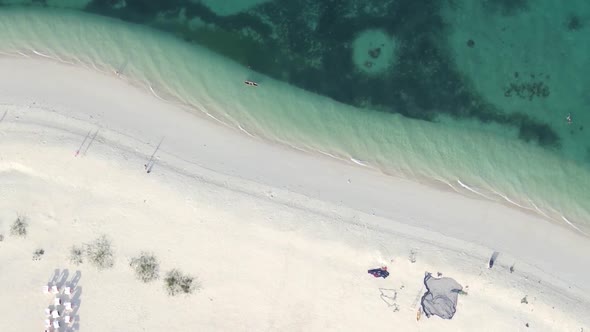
[70,285,82,331]
[68,271,82,331]
[58,270,69,289]
[69,271,81,289]
[48,268,60,286]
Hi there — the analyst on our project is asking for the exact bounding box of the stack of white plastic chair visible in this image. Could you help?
[51,310,60,319]
[51,285,59,295]
[64,286,72,296]
[64,302,73,312]
[53,320,60,329]
[64,315,73,324]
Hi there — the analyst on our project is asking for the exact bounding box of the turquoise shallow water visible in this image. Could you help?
[0,3,589,234]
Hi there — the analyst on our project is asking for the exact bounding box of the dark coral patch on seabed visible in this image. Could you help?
[483,0,530,16]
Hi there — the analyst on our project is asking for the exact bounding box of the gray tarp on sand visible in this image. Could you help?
[421,272,463,319]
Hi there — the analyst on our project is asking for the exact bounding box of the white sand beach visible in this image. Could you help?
[1,57,589,331]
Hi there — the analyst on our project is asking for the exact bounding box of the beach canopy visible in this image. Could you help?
[420,272,463,319]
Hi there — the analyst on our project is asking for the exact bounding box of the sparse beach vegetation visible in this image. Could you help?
[164,269,199,296]
[10,216,28,238]
[130,252,160,283]
[32,248,45,261]
[85,235,115,270]
[69,245,84,265]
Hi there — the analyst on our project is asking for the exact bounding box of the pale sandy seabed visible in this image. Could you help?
[0,58,589,331]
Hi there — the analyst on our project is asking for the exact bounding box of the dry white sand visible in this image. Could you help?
[0,57,589,331]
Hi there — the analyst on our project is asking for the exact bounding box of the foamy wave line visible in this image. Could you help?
[164,92,241,132]
[303,147,380,171]
[317,149,342,160]
[434,172,585,234]
[130,61,263,142]
[183,103,234,129]
[31,49,53,59]
[58,57,75,65]
[204,112,226,124]
[562,216,588,236]
[351,157,380,171]
[272,137,309,153]
[147,82,167,101]
[31,49,74,66]
[489,188,534,211]
[350,158,368,167]
[71,55,92,70]
[433,176,460,193]
[173,99,232,129]
[238,124,254,137]
[528,199,550,219]
[487,187,585,235]
[457,180,495,200]
[294,146,377,171]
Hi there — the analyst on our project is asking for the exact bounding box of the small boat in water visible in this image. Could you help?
[244,80,259,87]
